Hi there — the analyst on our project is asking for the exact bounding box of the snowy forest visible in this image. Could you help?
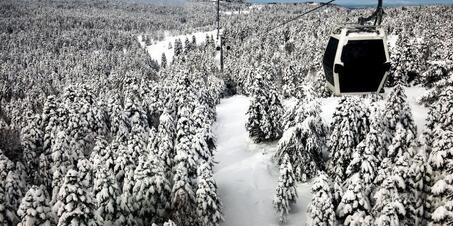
[0,0,452,225]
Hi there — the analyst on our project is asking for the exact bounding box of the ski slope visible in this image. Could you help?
[138,30,217,66]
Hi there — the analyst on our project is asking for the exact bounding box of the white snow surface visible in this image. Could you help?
[214,95,312,226]
[138,30,217,66]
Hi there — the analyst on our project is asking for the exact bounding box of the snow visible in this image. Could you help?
[213,86,428,225]
[138,30,218,66]
[222,10,250,15]
[214,95,312,226]
[388,35,399,49]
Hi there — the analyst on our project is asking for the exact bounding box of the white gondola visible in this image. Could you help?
[322,26,391,95]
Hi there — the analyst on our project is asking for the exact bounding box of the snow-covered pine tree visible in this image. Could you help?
[328,118,356,183]
[427,126,453,225]
[196,163,223,226]
[336,174,372,225]
[191,35,196,46]
[274,114,327,182]
[0,185,19,225]
[156,109,176,171]
[387,122,416,163]
[0,150,15,187]
[328,97,370,183]
[162,53,167,69]
[245,70,283,143]
[329,97,370,144]
[273,153,298,223]
[4,169,25,210]
[345,139,379,196]
[430,174,453,225]
[184,37,191,52]
[372,173,407,226]
[77,158,93,190]
[118,165,138,226]
[424,87,453,149]
[381,84,417,139]
[90,137,115,173]
[132,155,171,224]
[419,69,453,105]
[171,162,196,226]
[408,151,430,226]
[266,88,284,140]
[50,130,83,203]
[93,165,123,226]
[174,39,183,57]
[53,169,97,226]
[20,113,43,184]
[306,172,336,226]
[17,185,53,226]
[174,106,197,176]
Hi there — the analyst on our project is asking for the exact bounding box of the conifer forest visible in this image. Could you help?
[0,0,452,225]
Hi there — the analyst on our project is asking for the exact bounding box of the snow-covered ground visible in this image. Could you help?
[213,95,312,226]
[138,30,218,66]
[213,86,428,226]
[222,10,250,15]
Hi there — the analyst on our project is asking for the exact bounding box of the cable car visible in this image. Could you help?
[323,26,390,95]
[322,0,390,95]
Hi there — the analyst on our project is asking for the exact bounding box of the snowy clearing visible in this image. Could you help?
[214,87,429,225]
[138,30,217,66]
[213,95,312,226]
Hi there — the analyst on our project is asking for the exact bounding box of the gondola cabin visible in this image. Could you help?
[322,27,391,95]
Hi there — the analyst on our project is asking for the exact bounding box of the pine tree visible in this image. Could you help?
[17,185,53,226]
[306,172,336,226]
[4,170,25,210]
[20,113,43,184]
[191,35,196,46]
[93,166,123,226]
[387,122,416,162]
[184,37,191,52]
[50,130,83,203]
[408,151,430,226]
[196,163,223,226]
[328,97,370,183]
[171,162,196,226]
[273,154,298,223]
[328,118,356,183]
[345,139,379,196]
[0,150,15,187]
[382,84,417,139]
[118,165,138,226]
[336,174,372,225]
[53,169,97,226]
[274,115,326,182]
[77,158,93,190]
[133,155,171,224]
[430,174,453,225]
[246,70,283,143]
[174,39,183,57]
[156,109,176,171]
[161,53,167,69]
[0,185,19,225]
[373,173,407,226]
[425,87,453,224]
[174,107,197,176]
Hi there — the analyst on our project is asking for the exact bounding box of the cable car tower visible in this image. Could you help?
[322,0,390,95]
[215,0,224,72]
